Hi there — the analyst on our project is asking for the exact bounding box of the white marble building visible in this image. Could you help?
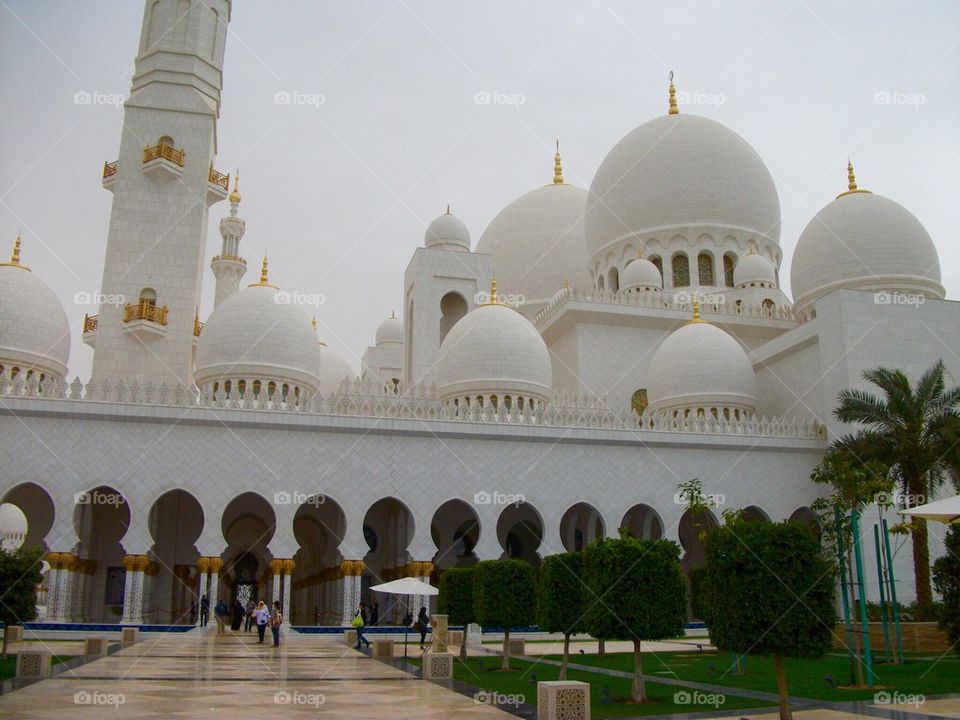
[1,0,957,629]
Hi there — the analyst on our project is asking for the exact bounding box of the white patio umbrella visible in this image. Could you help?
[899,494,960,524]
[369,577,438,657]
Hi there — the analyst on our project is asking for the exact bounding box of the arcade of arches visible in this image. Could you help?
[1,483,818,626]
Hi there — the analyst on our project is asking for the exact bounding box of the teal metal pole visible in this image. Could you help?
[835,508,856,684]
[851,509,874,687]
[882,518,904,663]
[873,524,890,663]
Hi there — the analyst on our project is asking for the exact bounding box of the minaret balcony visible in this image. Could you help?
[142,142,185,182]
[207,165,230,205]
[102,161,118,192]
[122,300,168,342]
[193,315,204,347]
[82,314,98,348]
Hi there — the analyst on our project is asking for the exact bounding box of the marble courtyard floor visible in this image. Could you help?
[0,630,515,719]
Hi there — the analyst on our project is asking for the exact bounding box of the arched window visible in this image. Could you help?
[631,388,648,416]
[723,254,736,287]
[439,292,467,346]
[649,255,663,277]
[597,274,605,291]
[672,253,690,287]
[252,380,262,397]
[697,252,714,286]
[157,136,175,149]
[607,267,619,293]
[139,287,157,307]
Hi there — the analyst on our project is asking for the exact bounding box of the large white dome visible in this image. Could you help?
[791,174,943,315]
[374,313,403,348]
[425,209,470,251]
[434,294,552,405]
[476,180,593,314]
[195,268,321,396]
[647,315,756,417]
[318,343,356,394]
[0,240,70,382]
[586,113,780,265]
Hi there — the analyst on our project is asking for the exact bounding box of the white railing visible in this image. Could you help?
[1,374,824,439]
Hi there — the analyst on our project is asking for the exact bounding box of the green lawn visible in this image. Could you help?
[409,656,775,717]
[0,655,75,681]
[552,650,960,702]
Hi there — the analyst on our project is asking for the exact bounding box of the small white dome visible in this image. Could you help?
[318,344,356,394]
[374,313,403,348]
[195,276,321,396]
[425,210,470,251]
[586,114,780,262]
[791,185,943,314]
[734,252,776,288]
[0,504,27,535]
[434,296,552,404]
[475,182,593,311]
[647,317,756,416]
[0,246,70,382]
[620,256,663,292]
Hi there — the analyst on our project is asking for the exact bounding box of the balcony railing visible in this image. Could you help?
[212,254,247,266]
[83,314,98,332]
[208,165,229,191]
[102,161,118,179]
[123,300,168,325]
[143,143,185,167]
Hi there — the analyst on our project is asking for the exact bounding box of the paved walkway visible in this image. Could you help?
[0,629,514,718]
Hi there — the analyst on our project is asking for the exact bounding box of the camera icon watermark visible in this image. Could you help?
[675,290,727,307]
[474,690,524,707]
[74,690,125,707]
[874,490,925,508]
[873,90,925,109]
[73,291,125,307]
[73,90,125,108]
[674,690,726,708]
[274,690,325,707]
[874,690,924,707]
[673,490,725,507]
[473,490,525,507]
[473,90,525,107]
[873,291,925,307]
[273,90,326,108]
[273,491,325,507]
[676,90,725,108]
[74,490,126,507]
[475,290,525,307]
[274,290,325,308]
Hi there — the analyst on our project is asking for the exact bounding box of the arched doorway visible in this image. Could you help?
[559,503,605,552]
[742,505,771,523]
[221,493,276,614]
[363,497,415,622]
[439,292,467,345]
[678,507,718,573]
[620,504,664,540]
[430,499,480,570]
[148,490,203,625]
[292,497,346,625]
[2,483,55,553]
[497,502,543,565]
[73,485,131,623]
[790,506,821,541]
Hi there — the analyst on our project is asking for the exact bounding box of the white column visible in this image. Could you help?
[209,568,220,606]
[141,565,154,625]
[270,560,282,606]
[120,555,146,625]
[281,560,293,630]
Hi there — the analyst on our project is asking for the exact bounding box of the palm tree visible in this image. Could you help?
[833,360,960,606]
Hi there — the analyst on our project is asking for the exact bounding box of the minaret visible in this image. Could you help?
[212,171,247,307]
[89,0,232,387]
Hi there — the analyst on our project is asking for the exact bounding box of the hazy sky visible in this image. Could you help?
[1,0,958,382]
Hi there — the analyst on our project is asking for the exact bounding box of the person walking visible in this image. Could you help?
[270,600,283,647]
[199,594,209,627]
[254,600,270,643]
[353,602,371,649]
[416,606,430,650]
[214,598,228,635]
[244,599,256,632]
[370,599,380,627]
[231,598,244,631]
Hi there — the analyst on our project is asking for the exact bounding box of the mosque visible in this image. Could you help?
[0,0,956,629]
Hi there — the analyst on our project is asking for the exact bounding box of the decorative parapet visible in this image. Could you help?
[0,374,825,440]
[123,299,168,325]
[207,164,229,191]
[143,142,185,166]
[102,161,118,179]
[82,314,98,333]
[534,286,796,329]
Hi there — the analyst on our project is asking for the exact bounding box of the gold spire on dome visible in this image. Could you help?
[229,169,241,204]
[249,255,278,288]
[311,315,317,330]
[390,309,396,319]
[444,204,451,215]
[836,159,872,199]
[1,232,29,271]
[484,277,500,306]
[668,71,679,115]
[688,298,705,324]
[553,139,564,184]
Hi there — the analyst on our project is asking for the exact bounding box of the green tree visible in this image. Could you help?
[473,559,536,670]
[537,552,584,680]
[582,534,686,702]
[933,525,960,654]
[833,360,960,605]
[438,567,474,660]
[0,547,43,659]
[701,517,836,720]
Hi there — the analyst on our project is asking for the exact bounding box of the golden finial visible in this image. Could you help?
[837,159,872,199]
[444,204,451,215]
[484,277,499,306]
[668,71,679,115]
[389,309,396,319]
[249,254,277,288]
[1,232,29,271]
[563,278,570,290]
[553,139,564,184]
[311,315,317,330]
[229,169,241,204]
[691,298,701,322]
